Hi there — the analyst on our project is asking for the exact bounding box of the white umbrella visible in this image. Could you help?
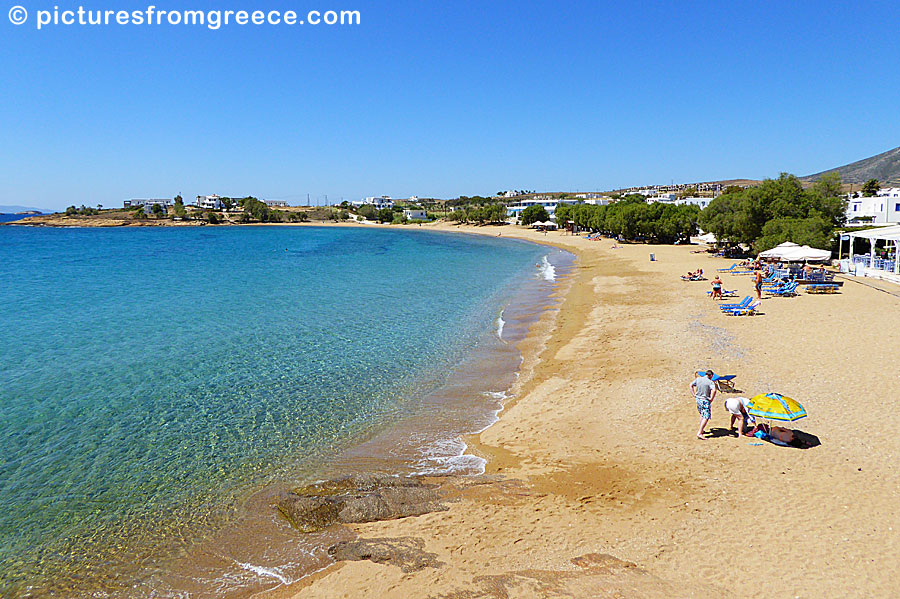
[758,241,801,260]
[779,245,832,262]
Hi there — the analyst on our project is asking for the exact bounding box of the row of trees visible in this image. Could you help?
[698,173,845,252]
[65,205,100,216]
[554,196,701,243]
[447,204,508,224]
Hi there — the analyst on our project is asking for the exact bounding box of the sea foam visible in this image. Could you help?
[537,255,556,281]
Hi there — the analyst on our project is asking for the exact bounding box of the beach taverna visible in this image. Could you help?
[845,224,900,284]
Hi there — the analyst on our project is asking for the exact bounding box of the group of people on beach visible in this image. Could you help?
[681,268,704,281]
[690,370,756,440]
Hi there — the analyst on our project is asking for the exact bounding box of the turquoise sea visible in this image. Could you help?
[0,225,569,597]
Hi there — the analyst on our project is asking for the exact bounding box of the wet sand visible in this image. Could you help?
[270,224,900,599]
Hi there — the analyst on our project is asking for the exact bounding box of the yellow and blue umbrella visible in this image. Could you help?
[747,393,807,422]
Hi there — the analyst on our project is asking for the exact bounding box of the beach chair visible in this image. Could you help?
[769,282,798,297]
[717,263,738,272]
[707,289,738,297]
[719,296,752,310]
[806,283,839,294]
[724,299,761,316]
[696,371,737,391]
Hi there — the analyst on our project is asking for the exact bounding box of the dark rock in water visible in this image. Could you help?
[276,474,447,533]
[328,537,442,572]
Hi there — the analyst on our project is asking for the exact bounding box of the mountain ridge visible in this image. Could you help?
[802,146,900,185]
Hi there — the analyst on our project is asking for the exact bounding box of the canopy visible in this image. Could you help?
[758,241,799,259]
[779,245,832,262]
[696,232,717,243]
[846,224,900,242]
[758,242,830,262]
[747,393,807,422]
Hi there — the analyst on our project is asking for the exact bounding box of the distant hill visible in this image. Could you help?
[803,146,900,185]
[0,205,51,214]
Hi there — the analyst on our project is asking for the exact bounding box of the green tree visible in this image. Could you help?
[207,211,220,224]
[862,178,880,197]
[357,204,377,220]
[65,206,77,216]
[699,172,845,251]
[173,197,186,218]
[376,208,394,223]
[151,203,164,217]
[520,205,549,225]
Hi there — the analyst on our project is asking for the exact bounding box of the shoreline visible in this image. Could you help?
[141,229,575,598]
[271,224,900,599]
[0,224,566,598]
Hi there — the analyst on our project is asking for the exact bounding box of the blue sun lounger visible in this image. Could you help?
[696,370,737,390]
[718,296,751,310]
[717,263,738,272]
[768,281,798,297]
[707,289,738,297]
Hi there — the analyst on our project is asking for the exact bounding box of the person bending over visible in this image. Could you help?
[724,396,755,436]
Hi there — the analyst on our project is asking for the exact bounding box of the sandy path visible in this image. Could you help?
[271,225,899,599]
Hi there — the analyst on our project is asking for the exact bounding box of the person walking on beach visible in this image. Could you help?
[690,370,717,439]
[711,275,722,300]
[754,270,763,300]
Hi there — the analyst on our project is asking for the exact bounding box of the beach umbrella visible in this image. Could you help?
[779,245,832,262]
[747,393,807,422]
[758,242,800,260]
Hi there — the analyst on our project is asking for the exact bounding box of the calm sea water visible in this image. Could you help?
[0,225,559,597]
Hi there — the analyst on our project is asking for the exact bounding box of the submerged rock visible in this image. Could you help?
[328,537,442,572]
[276,474,447,533]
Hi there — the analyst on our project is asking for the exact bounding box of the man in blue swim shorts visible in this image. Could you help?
[690,370,717,440]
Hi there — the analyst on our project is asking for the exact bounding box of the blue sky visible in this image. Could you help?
[2,0,899,210]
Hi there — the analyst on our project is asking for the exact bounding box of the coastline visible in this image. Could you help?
[0,224,564,598]
[134,227,574,598]
[268,223,900,599]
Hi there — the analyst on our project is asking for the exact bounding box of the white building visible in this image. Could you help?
[197,195,224,210]
[264,199,289,207]
[846,188,900,224]
[124,198,173,214]
[675,197,713,210]
[403,209,428,220]
[362,196,394,210]
[506,198,578,220]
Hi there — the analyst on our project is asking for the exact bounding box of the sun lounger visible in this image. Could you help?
[719,296,752,310]
[724,299,761,316]
[769,282,798,297]
[805,284,839,294]
[695,371,737,390]
[717,263,738,272]
[707,289,738,297]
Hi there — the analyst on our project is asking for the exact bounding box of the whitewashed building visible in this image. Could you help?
[264,199,289,207]
[403,209,428,220]
[675,197,713,210]
[361,196,394,210]
[506,198,578,220]
[846,188,900,224]
[196,195,224,210]
[124,198,173,214]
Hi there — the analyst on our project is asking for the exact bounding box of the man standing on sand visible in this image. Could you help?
[754,269,763,300]
[690,370,717,439]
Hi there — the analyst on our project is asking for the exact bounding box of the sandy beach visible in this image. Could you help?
[264,223,900,599]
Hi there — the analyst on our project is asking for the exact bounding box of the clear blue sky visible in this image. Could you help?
[2,0,899,210]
